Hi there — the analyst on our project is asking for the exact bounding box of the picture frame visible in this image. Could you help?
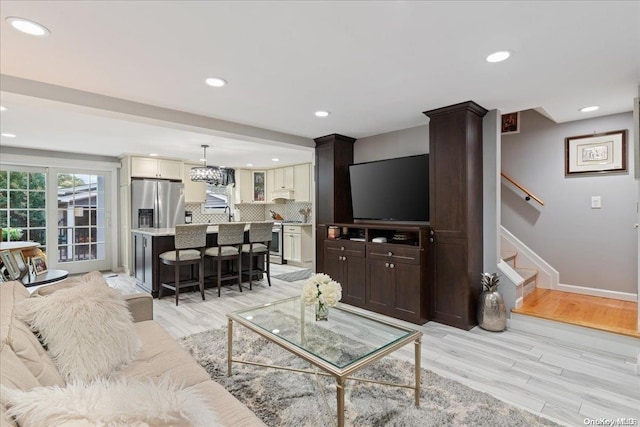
[501,112,520,135]
[565,130,628,175]
[0,250,21,280]
[12,251,28,277]
[31,256,48,276]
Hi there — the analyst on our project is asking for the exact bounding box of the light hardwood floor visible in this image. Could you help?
[106,267,640,427]
[513,288,640,338]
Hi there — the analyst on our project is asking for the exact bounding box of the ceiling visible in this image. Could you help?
[0,1,638,167]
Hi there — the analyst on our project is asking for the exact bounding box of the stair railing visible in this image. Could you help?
[501,172,544,206]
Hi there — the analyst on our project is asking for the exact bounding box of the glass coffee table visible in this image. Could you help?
[227,296,422,427]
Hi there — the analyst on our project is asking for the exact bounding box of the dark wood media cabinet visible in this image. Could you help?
[316,223,430,325]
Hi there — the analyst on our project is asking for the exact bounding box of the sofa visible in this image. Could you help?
[0,272,265,426]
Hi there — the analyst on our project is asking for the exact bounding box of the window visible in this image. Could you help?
[56,173,106,262]
[203,184,232,212]
[0,168,47,252]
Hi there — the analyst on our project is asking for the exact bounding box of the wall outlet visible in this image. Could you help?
[591,196,601,209]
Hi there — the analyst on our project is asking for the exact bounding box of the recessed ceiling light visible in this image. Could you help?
[272,158,280,162]
[486,51,511,63]
[579,106,599,113]
[246,163,253,167]
[6,17,50,36]
[149,153,159,157]
[315,111,330,118]
[0,106,6,111]
[205,77,227,87]
[1,133,17,138]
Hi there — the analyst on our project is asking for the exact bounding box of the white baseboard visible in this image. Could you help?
[557,282,637,302]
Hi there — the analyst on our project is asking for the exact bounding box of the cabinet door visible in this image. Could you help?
[143,236,153,290]
[431,237,469,327]
[133,234,145,283]
[234,169,252,203]
[392,262,422,320]
[252,171,266,202]
[342,255,365,306]
[366,259,392,315]
[131,157,159,178]
[284,232,294,261]
[157,159,182,180]
[274,168,284,189]
[323,246,345,286]
[266,169,275,201]
[293,164,311,202]
[283,166,294,189]
[183,164,207,203]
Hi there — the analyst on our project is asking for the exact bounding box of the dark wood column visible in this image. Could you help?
[314,134,356,224]
[314,133,356,273]
[423,101,487,330]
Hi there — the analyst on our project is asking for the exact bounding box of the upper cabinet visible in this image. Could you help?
[252,171,266,203]
[273,166,294,190]
[293,163,311,202]
[131,157,182,180]
[234,169,253,204]
[182,163,207,204]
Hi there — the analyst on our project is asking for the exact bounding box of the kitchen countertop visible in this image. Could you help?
[131,225,247,237]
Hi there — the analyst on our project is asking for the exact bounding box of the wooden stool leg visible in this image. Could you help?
[266,252,271,287]
[217,258,222,297]
[174,263,180,306]
[237,252,243,292]
[248,249,253,290]
[199,258,205,300]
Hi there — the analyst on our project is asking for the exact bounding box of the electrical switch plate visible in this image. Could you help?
[591,196,601,209]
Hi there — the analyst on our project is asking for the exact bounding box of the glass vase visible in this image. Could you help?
[315,300,329,321]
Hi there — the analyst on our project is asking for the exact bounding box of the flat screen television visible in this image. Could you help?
[349,154,429,222]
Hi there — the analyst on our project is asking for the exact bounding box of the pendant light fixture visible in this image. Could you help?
[190,145,234,186]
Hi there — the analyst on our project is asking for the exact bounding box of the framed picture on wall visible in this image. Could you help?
[565,130,628,175]
[501,112,520,135]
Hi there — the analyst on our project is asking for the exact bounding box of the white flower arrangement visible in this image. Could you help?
[301,273,342,307]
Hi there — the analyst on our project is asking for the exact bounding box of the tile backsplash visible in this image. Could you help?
[186,201,312,224]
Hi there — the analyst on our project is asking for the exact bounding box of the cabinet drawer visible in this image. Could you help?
[366,244,420,265]
[325,240,365,257]
[284,226,301,234]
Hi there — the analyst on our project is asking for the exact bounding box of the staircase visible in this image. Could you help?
[500,249,538,296]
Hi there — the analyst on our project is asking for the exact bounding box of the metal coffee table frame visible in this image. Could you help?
[227,296,422,427]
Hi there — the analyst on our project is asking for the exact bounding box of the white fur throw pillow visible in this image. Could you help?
[1,378,219,427]
[17,280,141,382]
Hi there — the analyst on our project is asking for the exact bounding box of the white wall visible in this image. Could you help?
[501,110,636,295]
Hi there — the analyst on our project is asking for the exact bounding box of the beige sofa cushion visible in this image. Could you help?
[191,381,267,427]
[0,282,65,387]
[117,321,211,387]
[0,343,41,426]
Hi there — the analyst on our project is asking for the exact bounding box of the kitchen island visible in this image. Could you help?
[132,225,264,297]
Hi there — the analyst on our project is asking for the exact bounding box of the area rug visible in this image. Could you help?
[271,268,313,282]
[180,326,559,427]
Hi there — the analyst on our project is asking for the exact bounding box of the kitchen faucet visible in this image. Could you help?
[224,206,234,222]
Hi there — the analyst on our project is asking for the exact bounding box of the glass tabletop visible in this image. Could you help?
[228,297,419,369]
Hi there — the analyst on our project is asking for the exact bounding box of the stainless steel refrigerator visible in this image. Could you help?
[131,180,185,229]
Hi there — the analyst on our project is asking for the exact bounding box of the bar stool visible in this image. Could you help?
[205,222,246,297]
[241,221,273,290]
[158,223,208,306]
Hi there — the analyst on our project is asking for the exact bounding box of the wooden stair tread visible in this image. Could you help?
[500,250,517,262]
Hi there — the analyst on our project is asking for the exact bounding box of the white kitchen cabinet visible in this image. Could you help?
[273,166,294,190]
[266,169,275,202]
[234,169,253,204]
[283,225,312,267]
[183,163,207,203]
[293,163,311,202]
[252,170,266,203]
[131,157,182,180]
